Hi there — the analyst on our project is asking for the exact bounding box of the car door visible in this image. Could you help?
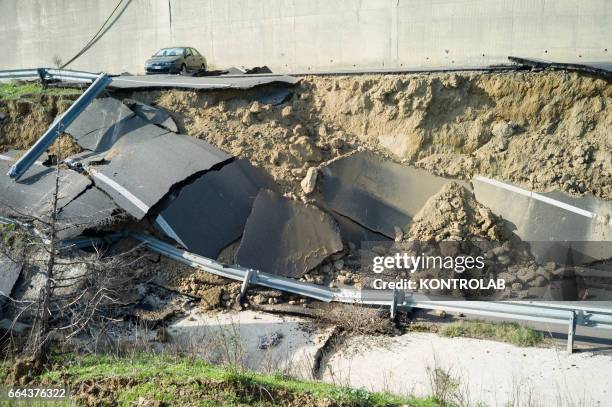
[191,48,204,69]
[183,48,193,70]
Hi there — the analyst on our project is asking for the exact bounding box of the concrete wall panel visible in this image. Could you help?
[0,0,609,74]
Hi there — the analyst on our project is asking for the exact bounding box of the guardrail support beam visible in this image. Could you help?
[567,310,577,354]
[7,73,111,180]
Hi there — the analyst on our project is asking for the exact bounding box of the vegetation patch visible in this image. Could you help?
[0,353,446,406]
[0,82,81,100]
[439,321,544,347]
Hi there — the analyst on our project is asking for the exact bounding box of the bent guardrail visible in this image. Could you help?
[2,216,611,353]
[6,72,111,179]
[131,233,612,353]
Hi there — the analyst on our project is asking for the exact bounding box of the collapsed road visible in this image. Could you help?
[1,66,612,349]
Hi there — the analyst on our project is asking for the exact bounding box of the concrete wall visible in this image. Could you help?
[0,0,610,74]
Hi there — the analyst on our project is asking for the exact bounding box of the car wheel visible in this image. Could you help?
[180,64,187,75]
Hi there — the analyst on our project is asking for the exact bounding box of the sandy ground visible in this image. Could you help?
[322,332,612,407]
[168,309,334,379]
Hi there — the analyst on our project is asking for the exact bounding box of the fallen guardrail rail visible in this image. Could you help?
[6,72,111,179]
[132,233,612,353]
[2,217,611,353]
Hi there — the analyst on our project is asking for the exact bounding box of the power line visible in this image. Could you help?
[60,0,128,69]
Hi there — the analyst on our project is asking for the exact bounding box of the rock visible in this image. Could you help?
[511,282,524,291]
[249,101,262,114]
[491,121,516,138]
[301,167,318,194]
[532,275,548,287]
[517,269,536,283]
[253,294,266,305]
[293,124,308,137]
[497,255,511,265]
[291,168,306,177]
[241,111,253,125]
[394,226,403,242]
[333,259,344,270]
[258,332,283,349]
[497,272,518,284]
[281,105,293,118]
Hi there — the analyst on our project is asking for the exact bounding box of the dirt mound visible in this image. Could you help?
[407,181,505,242]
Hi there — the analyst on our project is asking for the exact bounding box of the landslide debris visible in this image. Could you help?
[406,181,505,242]
[124,70,610,200]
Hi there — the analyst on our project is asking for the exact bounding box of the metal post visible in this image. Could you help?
[7,73,111,180]
[36,68,47,87]
[567,310,577,354]
[390,289,398,320]
[240,269,255,301]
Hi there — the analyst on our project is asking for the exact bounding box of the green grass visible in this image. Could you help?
[0,82,81,100]
[439,321,544,347]
[1,353,446,406]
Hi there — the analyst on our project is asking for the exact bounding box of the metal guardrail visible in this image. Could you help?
[2,216,611,352]
[0,68,101,84]
[131,233,612,353]
[7,72,111,179]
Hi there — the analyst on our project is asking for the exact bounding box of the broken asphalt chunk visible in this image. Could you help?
[156,159,276,258]
[77,130,231,219]
[65,97,136,152]
[0,156,91,218]
[236,190,343,278]
[317,152,458,238]
[473,176,612,264]
[109,74,299,90]
[56,187,121,240]
[123,99,178,133]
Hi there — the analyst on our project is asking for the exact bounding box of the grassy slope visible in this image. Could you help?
[0,82,81,100]
[1,353,446,407]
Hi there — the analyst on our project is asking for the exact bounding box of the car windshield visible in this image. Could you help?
[154,48,184,57]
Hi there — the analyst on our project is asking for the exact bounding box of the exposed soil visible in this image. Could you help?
[124,70,611,200]
[0,93,82,159]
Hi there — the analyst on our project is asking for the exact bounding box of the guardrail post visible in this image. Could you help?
[240,269,255,302]
[567,310,577,354]
[390,289,398,320]
[36,68,47,87]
